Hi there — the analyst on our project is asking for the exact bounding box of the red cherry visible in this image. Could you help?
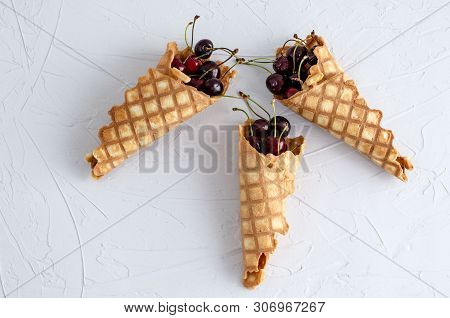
[287,45,307,66]
[268,116,291,137]
[202,78,223,96]
[185,56,202,74]
[288,73,302,90]
[251,119,269,137]
[247,135,262,153]
[198,61,221,79]
[300,49,318,80]
[265,136,287,155]
[266,74,286,95]
[273,56,292,75]
[187,77,204,89]
[285,87,299,98]
[194,39,214,59]
[171,57,186,73]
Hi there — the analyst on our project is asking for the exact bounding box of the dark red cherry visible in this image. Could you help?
[202,78,223,96]
[171,57,186,73]
[185,56,202,74]
[198,61,221,79]
[268,116,291,137]
[287,45,307,66]
[307,48,318,64]
[300,68,309,81]
[251,119,269,137]
[265,136,287,155]
[187,77,204,89]
[194,39,214,59]
[285,87,299,99]
[288,73,302,89]
[266,74,286,95]
[247,135,262,153]
[273,56,292,75]
[300,50,318,80]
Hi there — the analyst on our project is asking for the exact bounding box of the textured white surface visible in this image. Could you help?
[0,0,449,297]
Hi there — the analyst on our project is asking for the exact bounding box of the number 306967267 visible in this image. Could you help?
[253,301,325,313]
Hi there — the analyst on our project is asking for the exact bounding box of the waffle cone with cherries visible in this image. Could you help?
[238,123,304,288]
[86,42,236,178]
[273,33,413,181]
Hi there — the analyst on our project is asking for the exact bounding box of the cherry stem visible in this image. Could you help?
[195,47,236,60]
[245,57,274,63]
[194,51,211,60]
[246,60,273,64]
[278,124,288,153]
[222,95,241,100]
[297,55,308,81]
[280,123,288,138]
[271,99,276,138]
[232,107,253,136]
[184,22,194,52]
[224,95,264,120]
[190,15,200,51]
[238,59,272,74]
[199,49,238,80]
[239,92,271,120]
[242,96,264,120]
[239,91,270,120]
[211,47,236,55]
[220,59,240,79]
[293,33,307,45]
[247,62,273,74]
[292,44,299,74]
[281,38,304,51]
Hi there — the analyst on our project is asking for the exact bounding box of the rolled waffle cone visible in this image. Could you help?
[276,33,413,181]
[239,124,305,288]
[86,42,236,178]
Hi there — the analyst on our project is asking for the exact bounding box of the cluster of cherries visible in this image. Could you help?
[234,93,292,156]
[170,16,237,96]
[265,34,318,99]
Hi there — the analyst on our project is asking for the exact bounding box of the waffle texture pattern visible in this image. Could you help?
[278,34,413,181]
[239,124,304,288]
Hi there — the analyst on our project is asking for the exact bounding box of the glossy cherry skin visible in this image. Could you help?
[251,119,269,137]
[265,136,287,155]
[171,57,186,73]
[185,56,202,74]
[268,116,291,137]
[202,78,223,96]
[285,87,299,99]
[247,135,262,153]
[287,45,307,66]
[187,77,205,90]
[198,61,221,79]
[194,39,214,59]
[273,56,292,75]
[288,73,302,89]
[266,74,286,95]
[300,49,318,80]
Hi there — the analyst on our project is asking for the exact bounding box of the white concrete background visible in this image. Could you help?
[0,0,449,298]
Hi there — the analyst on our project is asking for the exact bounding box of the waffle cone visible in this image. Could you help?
[276,33,413,181]
[239,124,305,288]
[86,42,237,178]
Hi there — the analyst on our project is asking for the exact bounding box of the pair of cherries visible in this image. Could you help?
[170,16,236,96]
[171,39,224,96]
[234,95,292,156]
[266,35,318,99]
[246,116,291,155]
